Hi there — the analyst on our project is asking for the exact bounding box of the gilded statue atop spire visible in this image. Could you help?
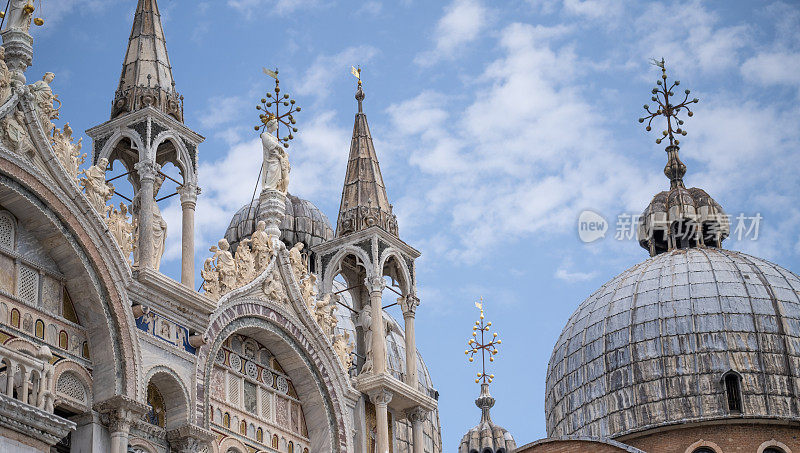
[465,297,501,385]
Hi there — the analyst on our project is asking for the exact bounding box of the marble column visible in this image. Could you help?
[179,184,198,287]
[400,294,420,388]
[369,389,393,453]
[107,409,133,453]
[407,407,427,453]
[134,161,160,270]
[365,276,387,374]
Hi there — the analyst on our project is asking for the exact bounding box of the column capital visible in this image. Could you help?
[368,388,393,406]
[400,294,420,316]
[134,161,161,182]
[365,276,386,294]
[167,424,215,453]
[94,395,148,432]
[406,406,428,423]
[178,183,199,206]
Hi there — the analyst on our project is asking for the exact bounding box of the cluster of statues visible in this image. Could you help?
[106,202,137,265]
[202,221,276,301]
[51,123,85,180]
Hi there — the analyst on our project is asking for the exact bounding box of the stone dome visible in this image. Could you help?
[225,193,334,253]
[458,384,516,453]
[545,247,800,439]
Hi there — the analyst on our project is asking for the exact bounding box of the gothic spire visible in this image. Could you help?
[111,0,183,122]
[335,78,398,237]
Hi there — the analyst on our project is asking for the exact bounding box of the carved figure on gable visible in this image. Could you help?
[6,0,34,32]
[201,254,220,301]
[260,117,289,194]
[288,242,306,281]
[0,47,11,104]
[1,109,32,154]
[151,175,168,271]
[315,292,339,337]
[80,157,114,214]
[106,202,136,264]
[51,123,85,180]
[333,332,354,371]
[300,273,318,312]
[262,269,288,305]
[235,238,255,286]
[250,220,273,272]
[31,72,60,135]
[215,239,236,294]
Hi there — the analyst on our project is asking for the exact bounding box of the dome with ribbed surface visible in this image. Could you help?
[225,193,334,253]
[545,247,800,439]
[459,383,516,453]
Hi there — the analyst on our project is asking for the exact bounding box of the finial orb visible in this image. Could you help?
[489,357,494,362]
[475,379,479,383]
[23,3,34,14]
[254,126,259,131]
[296,107,301,112]
[33,17,44,26]
[0,11,4,18]
[688,111,693,117]
[675,80,680,85]
[266,93,272,98]
[685,89,690,94]
[261,98,266,103]
[646,126,652,131]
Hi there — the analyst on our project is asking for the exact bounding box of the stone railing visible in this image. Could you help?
[0,342,55,412]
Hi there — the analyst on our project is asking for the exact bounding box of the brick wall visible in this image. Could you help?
[621,421,799,453]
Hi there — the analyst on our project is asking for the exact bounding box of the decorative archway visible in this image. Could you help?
[197,300,355,453]
[144,366,191,430]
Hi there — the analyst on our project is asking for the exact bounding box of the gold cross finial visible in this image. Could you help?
[254,66,301,147]
[465,297,501,385]
[639,58,700,147]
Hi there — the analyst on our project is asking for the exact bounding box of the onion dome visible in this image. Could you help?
[224,193,333,254]
[545,247,800,438]
[459,384,516,453]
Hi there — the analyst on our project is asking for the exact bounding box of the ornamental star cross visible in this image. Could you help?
[639,58,700,147]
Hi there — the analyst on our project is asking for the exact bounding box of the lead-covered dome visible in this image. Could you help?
[225,193,334,253]
[545,247,800,439]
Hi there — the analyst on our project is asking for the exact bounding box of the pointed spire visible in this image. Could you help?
[111,0,183,122]
[335,79,398,237]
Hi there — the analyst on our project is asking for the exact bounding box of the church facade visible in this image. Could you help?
[0,0,441,452]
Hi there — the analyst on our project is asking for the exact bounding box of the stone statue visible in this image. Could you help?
[332,332,354,370]
[358,305,374,375]
[6,0,34,32]
[80,158,114,214]
[215,239,236,294]
[51,123,84,180]
[235,238,255,286]
[201,255,220,301]
[151,175,168,271]
[262,269,288,304]
[1,109,31,153]
[106,202,136,264]
[260,118,289,194]
[315,292,339,337]
[288,242,306,281]
[0,47,11,104]
[250,220,273,272]
[300,273,318,312]
[31,72,60,135]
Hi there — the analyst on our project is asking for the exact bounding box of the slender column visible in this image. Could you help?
[20,369,30,404]
[365,276,387,374]
[400,294,420,388]
[407,407,427,453]
[179,184,198,287]
[369,389,393,453]
[134,161,160,270]
[107,409,132,453]
[5,361,13,397]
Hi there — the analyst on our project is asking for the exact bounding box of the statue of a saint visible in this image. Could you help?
[106,202,136,263]
[151,175,168,271]
[215,239,236,294]
[235,238,255,286]
[31,72,59,135]
[201,253,220,301]
[250,220,272,272]
[80,158,114,214]
[315,293,339,337]
[288,242,306,281]
[51,123,84,179]
[333,332,354,370]
[358,305,373,375]
[6,0,33,32]
[260,117,289,194]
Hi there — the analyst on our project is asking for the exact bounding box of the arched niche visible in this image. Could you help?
[144,366,191,430]
[197,303,352,453]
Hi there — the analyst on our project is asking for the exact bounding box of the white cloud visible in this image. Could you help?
[414,0,488,67]
[227,0,324,16]
[555,261,597,282]
[741,51,800,88]
[297,46,378,101]
[199,96,248,129]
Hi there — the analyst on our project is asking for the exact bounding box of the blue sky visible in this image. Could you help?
[29,0,800,448]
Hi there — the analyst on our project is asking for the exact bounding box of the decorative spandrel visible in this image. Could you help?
[465,298,501,385]
[639,58,699,147]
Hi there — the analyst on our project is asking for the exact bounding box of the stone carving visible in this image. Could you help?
[0,47,11,104]
[260,118,290,194]
[250,220,273,272]
[333,332,354,370]
[151,175,167,271]
[301,273,318,311]
[31,72,60,135]
[201,257,220,300]
[288,242,306,280]
[234,239,255,286]
[79,158,114,214]
[314,292,339,337]
[51,123,84,180]
[358,305,374,375]
[214,239,236,294]
[105,202,137,264]
[1,108,32,154]
[262,269,288,305]
[6,0,34,32]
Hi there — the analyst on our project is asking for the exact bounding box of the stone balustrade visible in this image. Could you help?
[0,342,55,412]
